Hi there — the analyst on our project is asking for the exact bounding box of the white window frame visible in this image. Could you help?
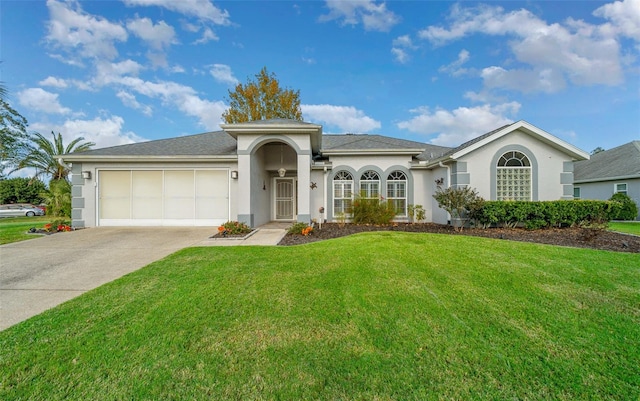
[387,171,407,217]
[333,171,353,216]
[360,170,380,199]
[614,183,628,195]
[496,151,532,201]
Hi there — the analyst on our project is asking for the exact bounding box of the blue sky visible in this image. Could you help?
[2,0,639,156]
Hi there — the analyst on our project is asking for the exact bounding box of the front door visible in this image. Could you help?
[274,178,296,220]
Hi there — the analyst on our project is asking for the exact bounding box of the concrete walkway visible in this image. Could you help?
[0,223,288,330]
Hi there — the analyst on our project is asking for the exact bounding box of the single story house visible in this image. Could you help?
[573,141,640,220]
[60,119,589,228]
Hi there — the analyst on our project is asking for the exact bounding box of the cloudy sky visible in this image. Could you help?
[2,0,639,155]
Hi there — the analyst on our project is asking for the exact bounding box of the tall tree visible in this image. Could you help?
[0,98,30,179]
[222,67,303,123]
[18,131,95,181]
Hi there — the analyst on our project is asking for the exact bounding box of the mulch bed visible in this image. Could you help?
[279,223,640,253]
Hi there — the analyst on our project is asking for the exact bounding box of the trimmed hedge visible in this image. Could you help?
[472,200,622,229]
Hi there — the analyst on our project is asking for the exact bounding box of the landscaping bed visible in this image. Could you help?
[280,223,640,253]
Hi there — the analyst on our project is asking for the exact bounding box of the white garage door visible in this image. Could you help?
[98,169,229,226]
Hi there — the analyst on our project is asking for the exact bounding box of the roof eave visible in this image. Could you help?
[320,149,424,156]
[451,120,590,160]
[574,174,640,184]
[59,155,239,163]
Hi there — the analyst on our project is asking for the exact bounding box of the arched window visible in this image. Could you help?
[387,171,407,216]
[333,171,353,215]
[360,170,380,198]
[497,151,531,200]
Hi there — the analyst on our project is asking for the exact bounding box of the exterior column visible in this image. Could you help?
[237,153,253,227]
[297,153,311,224]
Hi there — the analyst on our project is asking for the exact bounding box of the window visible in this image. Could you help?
[387,171,407,216]
[333,171,353,215]
[360,170,380,198]
[615,183,628,195]
[496,151,531,201]
[573,187,581,199]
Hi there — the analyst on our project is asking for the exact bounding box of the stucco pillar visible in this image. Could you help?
[237,153,253,227]
[297,153,311,224]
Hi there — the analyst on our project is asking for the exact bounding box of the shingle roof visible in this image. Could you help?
[321,134,430,152]
[574,141,640,182]
[71,131,237,157]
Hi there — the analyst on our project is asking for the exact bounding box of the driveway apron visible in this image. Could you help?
[0,227,213,330]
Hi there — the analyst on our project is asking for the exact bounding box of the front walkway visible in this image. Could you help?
[199,222,291,246]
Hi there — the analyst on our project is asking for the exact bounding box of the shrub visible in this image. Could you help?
[288,222,313,236]
[351,193,396,225]
[218,221,252,235]
[609,193,638,221]
[408,204,426,223]
[433,186,484,231]
[474,200,620,229]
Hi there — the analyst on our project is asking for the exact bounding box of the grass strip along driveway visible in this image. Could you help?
[0,216,49,244]
[1,232,638,399]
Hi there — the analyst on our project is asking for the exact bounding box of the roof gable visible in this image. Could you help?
[574,141,640,182]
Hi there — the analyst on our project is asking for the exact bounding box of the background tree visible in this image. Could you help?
[17,131,95,182]
[40,179,71,217]
[0,99,30,179]
[0,177,46,204]
[222,67,302,123]
[591,146,605,155]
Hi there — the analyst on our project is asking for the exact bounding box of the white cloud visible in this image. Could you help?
[302,104,381,133]
[116,91,153,116]
[480,66,566,93]
[46,0,127,62]
[93,59,145,86]
[123,0,232,26]
[30,116,144,149]
[193,27,219,44]
[418,3,625,92]
[397,102,520,146]
[209,64,239,85]
[126,17,177,50]
[319,0,400,32]
[17,88,71,115]
[438,49,471,77]
[391,35,416,63]
[594,0,640,41]
[39,76,68,88]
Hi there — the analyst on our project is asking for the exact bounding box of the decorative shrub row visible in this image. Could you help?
[351,195,396,225]
[472,200,622,229]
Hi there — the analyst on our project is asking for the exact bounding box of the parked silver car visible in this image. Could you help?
[0,204,46,217]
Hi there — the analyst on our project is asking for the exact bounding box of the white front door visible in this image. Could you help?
[274,178,296,220]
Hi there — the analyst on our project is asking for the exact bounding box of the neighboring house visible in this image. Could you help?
[60,119,589,228]
[573,141,640,220]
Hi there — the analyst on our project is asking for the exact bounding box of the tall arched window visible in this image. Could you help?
[387,171,407,216]
[497,151,531,200]
[360,170,380,198]
[333,171,353,215]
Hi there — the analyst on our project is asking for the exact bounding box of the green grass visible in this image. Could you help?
[609,221,640,236]
[0,216,50,244]
[1,232,638,399]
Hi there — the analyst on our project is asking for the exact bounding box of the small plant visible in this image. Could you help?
[288,222,313,236]
[335,212,347,228]
[351,193,396,225]
[408,204,426,223]
[43,219,71,232]
[218,221,252,236]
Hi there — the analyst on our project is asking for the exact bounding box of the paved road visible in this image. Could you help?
[0,227,214,330]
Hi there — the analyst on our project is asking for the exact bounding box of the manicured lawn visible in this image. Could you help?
[1,232,638,399]
[609,221,640,236]
[0,216,50,244]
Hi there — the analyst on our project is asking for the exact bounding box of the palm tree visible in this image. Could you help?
[18,131,95,181]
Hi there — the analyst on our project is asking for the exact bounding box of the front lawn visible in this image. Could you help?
[1,232,638,399]
[609,221,640,236]
[0,216,50,244]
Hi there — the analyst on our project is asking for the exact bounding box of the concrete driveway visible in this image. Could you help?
[0,227,213,331]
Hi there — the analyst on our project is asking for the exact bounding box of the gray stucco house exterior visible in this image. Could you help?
[573,141,640,220]
[60,119,589,228]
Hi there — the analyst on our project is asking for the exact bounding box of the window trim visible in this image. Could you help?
[496,151,532,201]
[573,186,581,199]
[387,170,407,217]
[614,183,628,195]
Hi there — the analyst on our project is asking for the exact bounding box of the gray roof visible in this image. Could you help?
[574,141,640,182]
[442,124,513,156]
[321,134,432,152]
[72,131,237,157]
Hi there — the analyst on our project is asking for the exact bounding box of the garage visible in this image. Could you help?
[98,169,229,226]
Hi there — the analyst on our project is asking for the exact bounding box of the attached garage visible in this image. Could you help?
[98,169,230,226]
